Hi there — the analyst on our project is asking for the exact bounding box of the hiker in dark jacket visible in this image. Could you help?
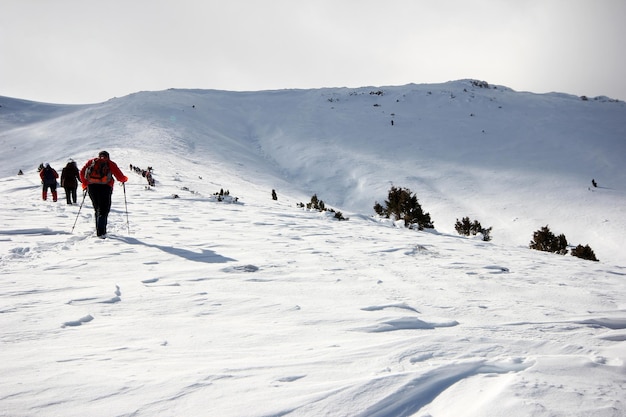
[61,160,81,205]
[39,163,59,201]
[79,151,128,238]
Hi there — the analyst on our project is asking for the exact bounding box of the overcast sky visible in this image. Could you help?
[2,0,625,104]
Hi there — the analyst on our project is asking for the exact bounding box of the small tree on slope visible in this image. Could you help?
[571,244,599,262]
[529,225,568,255]
[454,217,492,241]
[374,186,434,230]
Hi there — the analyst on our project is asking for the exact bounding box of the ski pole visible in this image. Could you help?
[123,182,130,235]
[71,189,88,233]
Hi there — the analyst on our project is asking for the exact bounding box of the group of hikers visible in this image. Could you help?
[38,150,128,238]
[129,164,156,187]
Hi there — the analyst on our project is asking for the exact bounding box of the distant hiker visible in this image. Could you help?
[146,171,155,187]
[61,160,80,205]
[80,150,128,238]
[18,169,23,175]
[272,189,278,201]
[39,163,59,201]
[591,179,597,188]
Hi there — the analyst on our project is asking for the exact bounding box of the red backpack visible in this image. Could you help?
[85,159,112,184]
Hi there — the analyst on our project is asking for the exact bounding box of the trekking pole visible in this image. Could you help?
[71,189,88,233]
[123,182,130,235]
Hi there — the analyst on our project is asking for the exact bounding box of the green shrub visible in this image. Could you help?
[455,217,492,241]
[571,244,599,262]
[299,194,348,221]
[374,186,434,230]
[529,225,568,255]
[332,210,347,221]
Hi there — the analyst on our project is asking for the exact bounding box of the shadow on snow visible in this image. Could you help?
[110,235,237,264]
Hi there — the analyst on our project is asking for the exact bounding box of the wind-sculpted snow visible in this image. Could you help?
[1,82,625,416]
[352,360,531,417]
[577,317,626,330]
[357,316,459,333]
[61,314,94,328]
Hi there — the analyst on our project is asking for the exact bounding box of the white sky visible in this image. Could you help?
[2,0,625,104]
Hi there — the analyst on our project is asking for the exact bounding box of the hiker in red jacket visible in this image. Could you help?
[39,163,59,201]
[80,150,128,238]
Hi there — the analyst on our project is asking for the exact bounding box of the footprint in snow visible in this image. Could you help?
[276,375,306,383]
[484,265,509,273]
[221,264,259,273]
[66,285,121,305]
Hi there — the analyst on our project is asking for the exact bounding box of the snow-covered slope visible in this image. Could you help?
[1,81,625,416]
[2,80,624,263]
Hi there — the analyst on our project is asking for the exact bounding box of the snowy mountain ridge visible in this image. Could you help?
[2,80,625,264]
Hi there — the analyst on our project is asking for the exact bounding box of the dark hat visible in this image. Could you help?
[98,150,110,158]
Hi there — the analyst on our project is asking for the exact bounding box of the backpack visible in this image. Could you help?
[85,159,112,184]
[42,167,56,184]
[43,167,55,180]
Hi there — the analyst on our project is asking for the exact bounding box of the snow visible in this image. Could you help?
[1,80,625,416]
